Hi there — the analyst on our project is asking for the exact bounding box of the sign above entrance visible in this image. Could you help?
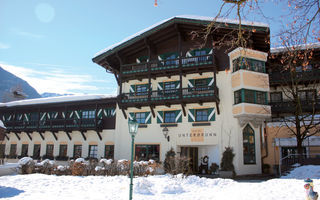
[178,128,217,142]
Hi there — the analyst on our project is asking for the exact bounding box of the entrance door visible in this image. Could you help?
[180,147,198,174]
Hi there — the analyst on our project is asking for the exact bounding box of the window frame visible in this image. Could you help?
[104,145,114,159]
[195,109,209,122]
[33,144,41,159]
[21,144,29,157]
[135,144,160,162]
[135,84,148,96]
[270,92,283,103]
[59,144,68,157]
[9,144,17,157]
[88,145,98,158]
[243,124,256,165]
[46,144,54,157]
[73,145,82,158]
[135,112,146,124]
[164,111,176,123]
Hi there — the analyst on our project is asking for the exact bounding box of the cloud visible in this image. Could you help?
[16,31,45,39]
[0,42,10,49]
[0,63,107,94]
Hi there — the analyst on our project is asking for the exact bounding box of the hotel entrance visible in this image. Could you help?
[180,147,198,173]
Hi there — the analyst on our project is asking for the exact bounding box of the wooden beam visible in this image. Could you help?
[96,131,102,141]
[4,133,9,140]
[80,131,87,141]
[216,102,220,115]
[181,103,186,116]
[26,132,32,141]
[114,73,120,86]
[14,132,20,140]
[39,132,45,140]
[65,131,72,141]
[149,105,155,118]
[121,108,127,119]
[51,131,58,141]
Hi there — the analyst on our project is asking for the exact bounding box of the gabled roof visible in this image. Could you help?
[92,15,269,64]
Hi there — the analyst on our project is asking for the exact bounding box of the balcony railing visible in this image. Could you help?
[121,54,213,75]
[269,69,320,85]
[121,86,218,104]
[5,118,103,132]
[269,98,320,113]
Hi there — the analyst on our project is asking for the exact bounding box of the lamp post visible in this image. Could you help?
[128,119,139,200]
[162,127,169,141]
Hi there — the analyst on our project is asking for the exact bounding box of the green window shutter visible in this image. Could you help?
[40,112,47,121]
[97,109,103,119]
[208,108,216,121]
[68,111,74,119]
[175,110,182,123]
[157,82,163,90]
[111,108,116,117]
[145,112,152,124]
[129,85,135,96]
[157,111,163,123]
[24,113,30,122]
[188,109,195,122]
[137,56,148,63]
[53,112,58,119]
[128,112,135,121]
[207,78,214,86]
[175,81,180,89]
[75,110,81,119]
[188,79,195,88]
[61,112,66,119]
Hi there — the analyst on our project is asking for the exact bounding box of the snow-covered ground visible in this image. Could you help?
[0,165,319,200]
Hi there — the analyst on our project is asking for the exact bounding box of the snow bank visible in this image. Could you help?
[281,165,320,179]
[134,178,154,195]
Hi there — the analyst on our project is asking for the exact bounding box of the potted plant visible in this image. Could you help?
[219,147,235,178]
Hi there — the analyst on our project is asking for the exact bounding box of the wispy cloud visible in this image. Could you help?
[16,31,45,39]
[0,42,10,49]
[0,62,107,94]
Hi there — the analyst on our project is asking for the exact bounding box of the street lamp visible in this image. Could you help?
[128,118,139,200]
[162,127,169,141]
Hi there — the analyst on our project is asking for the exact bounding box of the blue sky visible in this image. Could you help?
[0,0,287,95]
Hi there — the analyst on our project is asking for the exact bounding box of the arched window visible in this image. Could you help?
[243,124,256,164]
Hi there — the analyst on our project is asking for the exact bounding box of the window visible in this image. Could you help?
[244,90,255,104]
[298,90,315,101]
[0,144,5,158]
[33,144,41,159]
[270,92,282,103]
[89,145,98,158]
[136,84,148,96]
[135,112,146,124]
[164,82,176,95]
[233,57,265,73]
[82,110,95,119]
[21,144,28,157]
[234,89,267,105]
[165,54,177,66]
[46,144,54,157]
[164,111,175,123]
[243,124,256,164]
[59,144,68,157]
[195,79,208,91]
[195,109,208,122]
[105,145,114,159]
[73,145,82,158]
[135,144,160,162]
[9,144,17,158]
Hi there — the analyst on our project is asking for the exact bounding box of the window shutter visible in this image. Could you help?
[97,109,103,119]
[208,108,215,121]
[188,109,195,122]
[129,85,135,96]
[111,108,116,117]
[61,112,66,119]
[188,79,195,88]
[145,112,152,124]
[175,110,182,123]
[68,111,74,119]
[40,112,47,121]
[128,112,135,121]
[157,111,163,123]
[75,110,81,119]
[207,78,214,87]
[24,113,30,122]
[175,81,180,89]
[53,112,58,119]
[157,82,163,91]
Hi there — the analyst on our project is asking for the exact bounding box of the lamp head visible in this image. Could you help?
[128,119,139,136]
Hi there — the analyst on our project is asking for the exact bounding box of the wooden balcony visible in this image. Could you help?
[269,69,320,86]
[4,117,115,133]
[121,54,215,80]
[120,86,219,108]
[270,98,320,114]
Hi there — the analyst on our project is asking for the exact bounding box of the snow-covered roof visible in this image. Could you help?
[271,42,320,54]
[93,15,269,61]
[0,94,116,108]
[0,120,5,129]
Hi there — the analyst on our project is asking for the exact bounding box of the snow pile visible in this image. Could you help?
[162,180,185,194]
[75,158,86,163]
[134,178,154,195]
[281,165,320,179]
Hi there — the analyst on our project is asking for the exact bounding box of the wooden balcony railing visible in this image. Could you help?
[120,86,219,104]
[121,54,213,75]
[269,98,320,113]
[269,69,320,85]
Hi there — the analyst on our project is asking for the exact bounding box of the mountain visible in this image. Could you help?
[0,66,41,102]
[41,92,73,98]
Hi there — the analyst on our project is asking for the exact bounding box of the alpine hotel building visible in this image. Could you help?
[1,16,299,175]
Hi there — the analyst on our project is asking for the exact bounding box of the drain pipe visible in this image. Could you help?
[261,122,269,171]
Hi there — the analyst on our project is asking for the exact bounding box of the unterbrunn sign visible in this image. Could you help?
[178,128,216,142]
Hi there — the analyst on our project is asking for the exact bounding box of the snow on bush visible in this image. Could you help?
[134,178,154,195]
[75,158,85,163]
[100,158,112,165]
[18,157,33,166]
[57,165,66,171]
